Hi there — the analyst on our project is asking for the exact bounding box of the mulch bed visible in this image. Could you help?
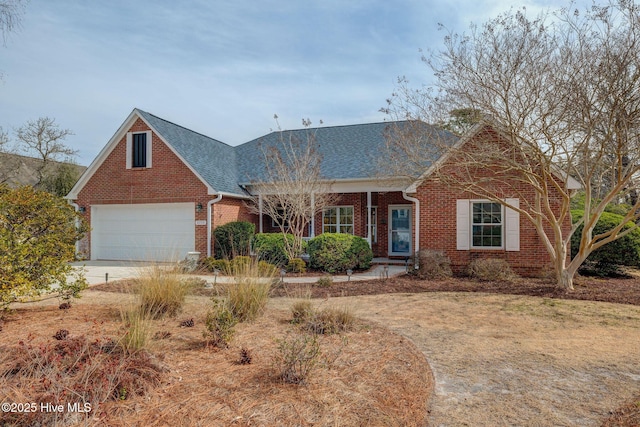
[271,274,640,306]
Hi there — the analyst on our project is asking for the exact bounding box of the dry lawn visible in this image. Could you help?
[293,291,639,426]
[0,290,432,427]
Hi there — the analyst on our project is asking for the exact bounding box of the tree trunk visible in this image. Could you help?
[556,266,575,291]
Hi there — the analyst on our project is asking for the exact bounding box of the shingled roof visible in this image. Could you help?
[137,110,245,196]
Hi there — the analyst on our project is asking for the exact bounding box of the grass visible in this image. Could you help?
[223,258,275,322]
[136,265,191,318]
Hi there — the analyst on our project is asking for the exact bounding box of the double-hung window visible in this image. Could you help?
[323,206,353,234]
[471,201,503,248]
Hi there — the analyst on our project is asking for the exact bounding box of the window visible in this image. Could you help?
[126,131,152,169]
[323,206,353,234]
[471,202,502,248]
[132,133,147,168]
[271,207,290,228]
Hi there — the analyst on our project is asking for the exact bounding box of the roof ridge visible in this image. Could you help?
[136,108,233,148]
[265,119,409,134]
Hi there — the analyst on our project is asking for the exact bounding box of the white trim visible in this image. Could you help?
[247,177,410,196]
[402,192,420,258]
[145,130,153,168]
[470,200,504,249]
[388,204,413,256]
[125,132,132,169]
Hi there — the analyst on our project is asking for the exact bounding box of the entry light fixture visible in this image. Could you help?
[196,203,203,212]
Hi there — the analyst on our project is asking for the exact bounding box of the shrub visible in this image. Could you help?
[204,301,238,348]
[291,300,314,324]
[304,306,355,335]
[412,250,452,279]
[253,233,305,266]
[571,210,640,276]
[307,233,373,273]
[467,258,517,281]
[200,257,230,273]
[286,258,307,274]
[316,275,333,287]
[136,266,191,318]
[213,221,255,259]
[0,185,88,308]
[273,333,321,385]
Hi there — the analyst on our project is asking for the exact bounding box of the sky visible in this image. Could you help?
[1,0,577,166]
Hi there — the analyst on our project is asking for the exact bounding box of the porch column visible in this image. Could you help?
[310,193,315,238]
[258,194,263,233]
[366,191,372,247]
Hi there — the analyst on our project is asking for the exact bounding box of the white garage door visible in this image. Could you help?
[91,203,195,262]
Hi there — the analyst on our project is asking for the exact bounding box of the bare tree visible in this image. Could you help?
[383,1,640,290]
[0,126,21,184]
[15,117,76,187]
[248,117,338,261]
[0,0,26,44]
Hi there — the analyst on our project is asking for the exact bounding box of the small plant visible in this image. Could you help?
[119,306,154,354]
[136,265,191,318]
[200,257,231,274]
[230,255,252,271]
[225,259,274,322]
[53,329,69,340]
[258,260,279,276]
[58,302,71,310]
[316,275,333,287]
[290,300,314,324]
[204,301,238,348]
[273,333,321,385]
[304,306,355,335]
[180,318,195,328]
[286,258,307,274]
[412,249,453,279]
[467,258,517,281]
[238,347,253,365]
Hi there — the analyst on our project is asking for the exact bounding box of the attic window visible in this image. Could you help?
[126,131,152,169]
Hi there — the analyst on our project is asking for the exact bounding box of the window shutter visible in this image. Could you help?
[456,199,470,250]
[145,130,152,168]
[125,132,132,169]
[505,198,520,251]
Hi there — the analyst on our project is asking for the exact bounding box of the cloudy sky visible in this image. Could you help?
[1,0,575,166]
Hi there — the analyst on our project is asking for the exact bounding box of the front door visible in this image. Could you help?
[388,205,412,256]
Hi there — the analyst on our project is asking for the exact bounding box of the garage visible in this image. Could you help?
[91,203,195,262]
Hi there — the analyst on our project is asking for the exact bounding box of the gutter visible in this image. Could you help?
[207,194,223,257]
[402,191,420,269]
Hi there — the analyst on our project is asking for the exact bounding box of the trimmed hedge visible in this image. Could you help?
[252,233,305,267]
[571,210,640,275]
[213,221,255,259]
[307,233,373,273]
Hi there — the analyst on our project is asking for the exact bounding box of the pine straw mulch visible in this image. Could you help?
[0,293,432,427]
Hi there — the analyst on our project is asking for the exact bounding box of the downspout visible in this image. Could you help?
[207,194,223,257]
[402,191,420,269]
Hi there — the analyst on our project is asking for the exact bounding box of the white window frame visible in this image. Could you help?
[322,206,354,234]
[126,130,152,169]
[470,200,504,249]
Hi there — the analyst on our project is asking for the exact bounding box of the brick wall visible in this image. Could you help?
[74,117,254,258]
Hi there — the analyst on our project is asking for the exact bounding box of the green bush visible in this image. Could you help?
[253,233,306,266]
[571,210,640,275]
[315,275,333,287]
[200,257,230,273]
[204,301,238,348]
[286,258,307,274]
[213,221,255,259]
[307,233,373,273]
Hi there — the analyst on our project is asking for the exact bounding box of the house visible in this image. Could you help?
[66,108,574,276]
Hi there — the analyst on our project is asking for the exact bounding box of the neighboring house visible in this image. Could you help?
[66,108,574,276]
